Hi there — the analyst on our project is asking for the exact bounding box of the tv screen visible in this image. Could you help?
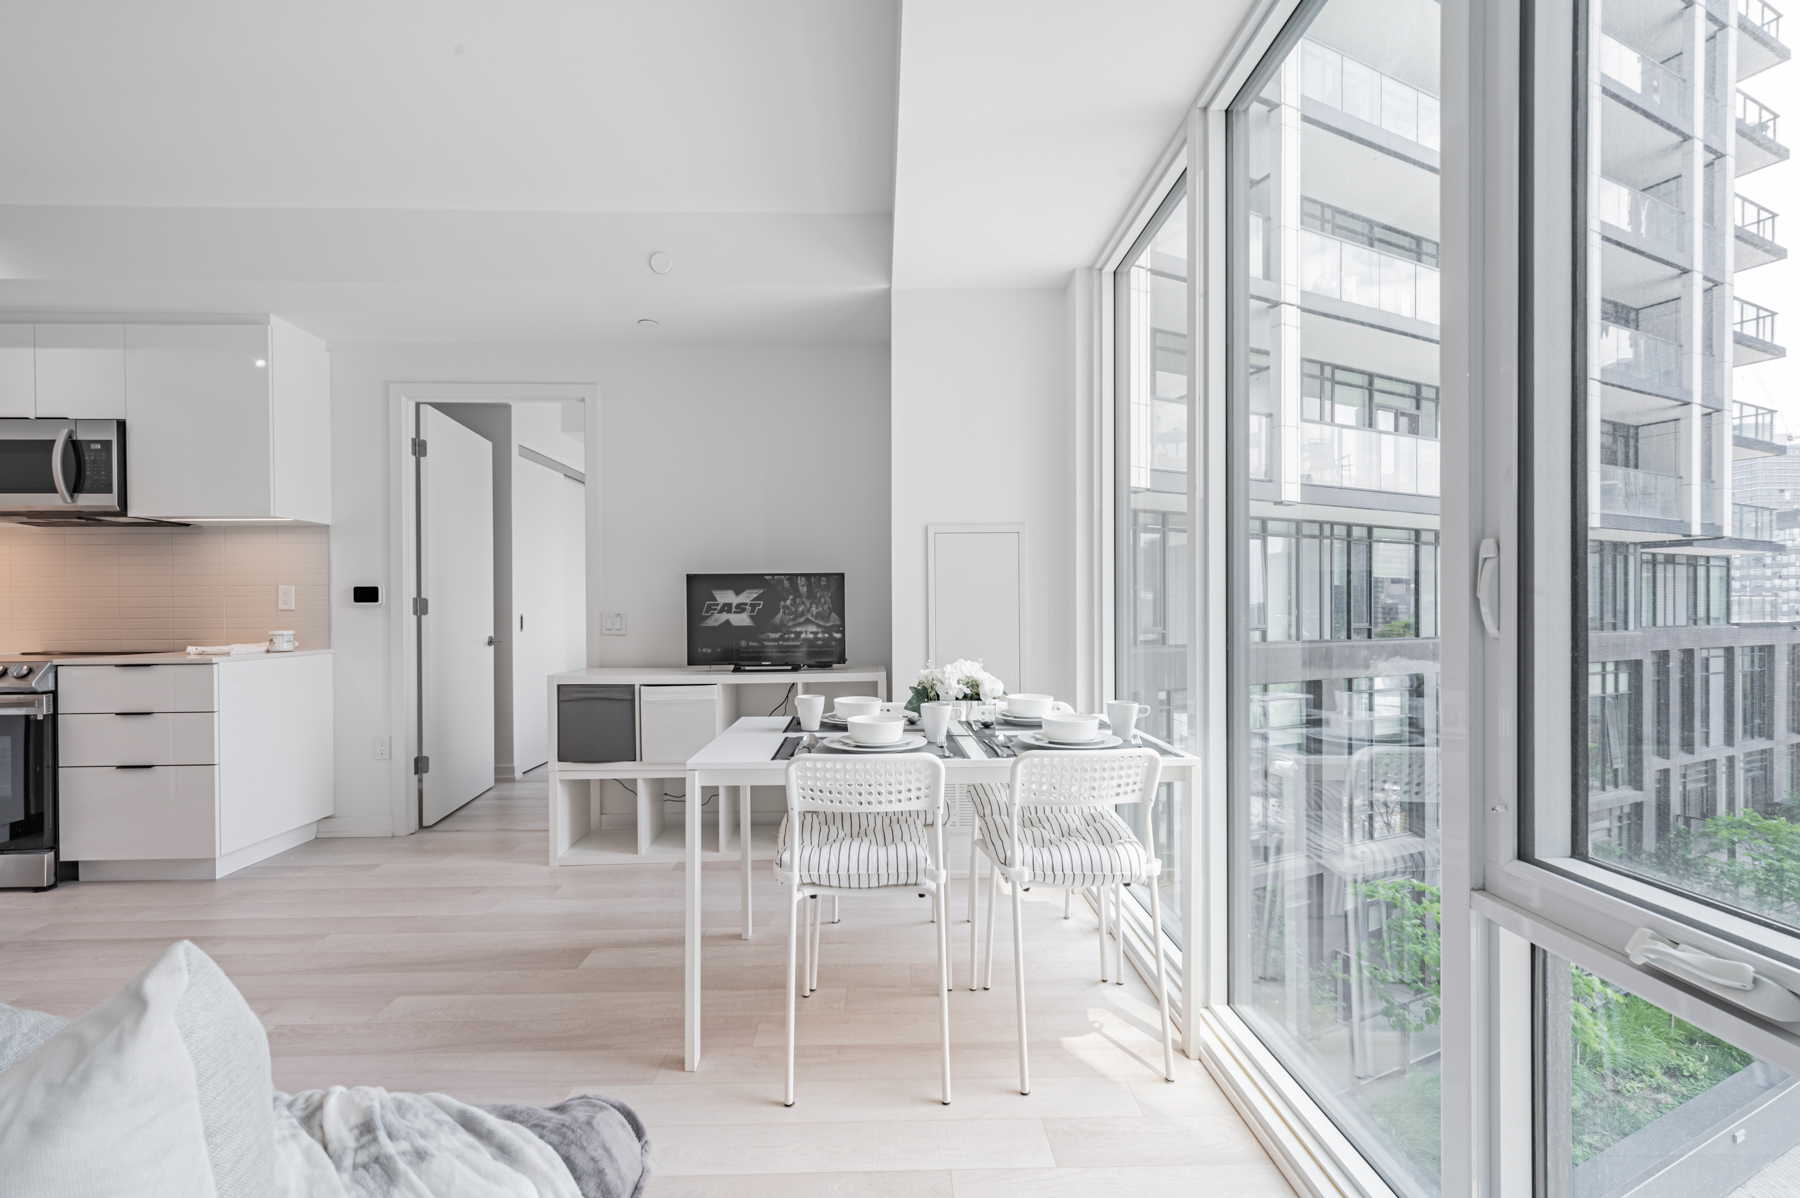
[686,573,846,667]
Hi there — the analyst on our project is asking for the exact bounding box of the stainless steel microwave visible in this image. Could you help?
[0,420,124,515]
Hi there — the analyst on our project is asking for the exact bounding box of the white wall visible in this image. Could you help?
[890,290,1074,705]
[325,342,890,834]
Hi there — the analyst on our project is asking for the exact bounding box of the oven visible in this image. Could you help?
[0,686,57,890]
[0,419,125,515]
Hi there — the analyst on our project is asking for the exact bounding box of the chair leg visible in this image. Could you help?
[967,849,982,991]
[832,895,840,924]
[1063,888,1071,920]
[1114,880,1125,986]
[1097,884,1109,983]
[785,887,799,1106]
[1010,880,1030,1095]
[936,881,952,1105]
[1148,876,1176,1082]
[982,865,1000,990]
[808,894,823,995]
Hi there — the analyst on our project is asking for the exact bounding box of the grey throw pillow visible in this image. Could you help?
[0,1003,68,1074]
[170,941,276,1198]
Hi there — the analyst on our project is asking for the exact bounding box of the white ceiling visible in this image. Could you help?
[892,0,1263,290]
[0,0,1266,339]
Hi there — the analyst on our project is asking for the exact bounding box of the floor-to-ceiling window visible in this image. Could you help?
[1227,3,1443,1193]
[1117,179,1189,944]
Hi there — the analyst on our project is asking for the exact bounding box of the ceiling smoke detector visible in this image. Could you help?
[648,251,672,275]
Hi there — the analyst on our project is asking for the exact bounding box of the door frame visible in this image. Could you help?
[386,382,601,836]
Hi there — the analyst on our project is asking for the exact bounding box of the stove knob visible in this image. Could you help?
[9,665,29,678]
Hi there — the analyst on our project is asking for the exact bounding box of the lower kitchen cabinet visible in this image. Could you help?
[59,650,333,880]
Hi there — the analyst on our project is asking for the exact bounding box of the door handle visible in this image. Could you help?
[486,636,496,646]
[1476,538,1500,639]
[50,428,74,504]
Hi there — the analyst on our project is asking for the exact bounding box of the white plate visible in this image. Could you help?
[999,714,1043,727]
[824,711,917,725]
[823,733,929,753]
[1015,731,1125,751]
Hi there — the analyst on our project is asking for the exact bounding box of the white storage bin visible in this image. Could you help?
[638,685,722,764]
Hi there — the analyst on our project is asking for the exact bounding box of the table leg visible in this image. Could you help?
[685,770,703,1071]
[740,784,753,940]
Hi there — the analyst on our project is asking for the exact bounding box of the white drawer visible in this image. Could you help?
[60,765,217,861]
[59,712,218,766]
[59,664,217,714]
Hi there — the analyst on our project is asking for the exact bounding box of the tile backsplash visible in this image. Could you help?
[0,524,330,653]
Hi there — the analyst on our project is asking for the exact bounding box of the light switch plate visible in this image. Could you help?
[278,585,296,610]
[601,611,627,636]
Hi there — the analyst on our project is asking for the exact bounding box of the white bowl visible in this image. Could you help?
[1004,693,1058,720]
[847,713,906,745]
[835,696,881,721]
[1042,713,1101,744]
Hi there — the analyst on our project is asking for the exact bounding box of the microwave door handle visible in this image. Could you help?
[49,428,73,504]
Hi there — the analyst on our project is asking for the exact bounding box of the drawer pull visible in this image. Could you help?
[113,764,156,770]
[114,711,155,717]
[112,664,155,669]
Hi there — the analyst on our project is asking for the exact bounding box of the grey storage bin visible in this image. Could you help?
[557,685,636,763]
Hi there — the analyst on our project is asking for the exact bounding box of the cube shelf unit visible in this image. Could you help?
[545,665,887,867]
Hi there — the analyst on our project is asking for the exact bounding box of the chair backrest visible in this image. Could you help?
[785,753,945,819]
[1009,748,1162,811]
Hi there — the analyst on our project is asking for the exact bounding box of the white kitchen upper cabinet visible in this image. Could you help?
[124,318,330,522]
[0,326,32,418]
[35,324,125,418]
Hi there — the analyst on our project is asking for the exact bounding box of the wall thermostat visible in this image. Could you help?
[352,586,384,606]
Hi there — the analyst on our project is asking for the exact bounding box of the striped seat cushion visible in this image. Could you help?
[970,786,1147,887]
[776,811,930,888]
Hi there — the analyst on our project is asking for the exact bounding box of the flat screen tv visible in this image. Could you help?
[686,573,846,668]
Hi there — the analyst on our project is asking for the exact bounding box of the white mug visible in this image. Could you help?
[920,701,954,745]
[795,693,824,731]
[1106,700,1149,740]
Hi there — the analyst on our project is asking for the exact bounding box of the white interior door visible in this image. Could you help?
[420,404,495,825]
[511,451,586,773]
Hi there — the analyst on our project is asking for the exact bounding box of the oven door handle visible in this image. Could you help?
[50,428,74,504]
[0,694,52,716]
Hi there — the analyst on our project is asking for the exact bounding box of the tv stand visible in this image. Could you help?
[731,664,803,673]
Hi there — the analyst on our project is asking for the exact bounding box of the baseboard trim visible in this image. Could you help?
[315,815,395,838]
[78,823,319,882]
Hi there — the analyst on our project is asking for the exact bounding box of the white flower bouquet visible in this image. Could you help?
[906,658,1004,712]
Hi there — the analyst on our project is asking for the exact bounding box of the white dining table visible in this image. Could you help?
[680,714,1198,1070]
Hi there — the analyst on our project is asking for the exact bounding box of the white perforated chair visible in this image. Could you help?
[776,753,951,1107]
[966,747,1173,1094]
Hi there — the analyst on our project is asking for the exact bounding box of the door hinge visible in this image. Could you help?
[411,437,428,457]
[412,597,429,616]
[413,755,430,775]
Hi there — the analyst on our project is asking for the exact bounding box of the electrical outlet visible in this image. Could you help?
[374,736,391,761]
[602,612,627,636]
[278,585,296,610]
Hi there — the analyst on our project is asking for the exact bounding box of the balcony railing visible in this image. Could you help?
[1737,297,1779,342]
[1742,0,1784,40]
[1736,503,1777,540]
[1298,421,1440,496]
[1600,34,1689,124]
[1598,176,1683,250]
[1598,321,1683,392]
[1737,400,1778,441]
[1600,464,1681,521]
[1739,194,1779,241]
[1299,39,1441,151]
[1741,90,1781,140]
[1299,228,1441,323]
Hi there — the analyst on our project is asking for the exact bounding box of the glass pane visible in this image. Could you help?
[1228,2,1441,1195]
[1541,953,1800,1197]
[1117,180,1189,945]
[1570,0,1800,933]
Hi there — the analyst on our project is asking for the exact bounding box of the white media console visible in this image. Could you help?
[544,664,887,867]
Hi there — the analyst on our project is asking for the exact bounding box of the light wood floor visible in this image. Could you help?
[0,770,1294,1197]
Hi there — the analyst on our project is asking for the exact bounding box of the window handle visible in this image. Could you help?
[1476,538,1500,639]
[1626,928,1800,1022]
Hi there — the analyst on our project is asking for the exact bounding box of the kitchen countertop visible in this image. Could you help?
[47,649,334,666]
